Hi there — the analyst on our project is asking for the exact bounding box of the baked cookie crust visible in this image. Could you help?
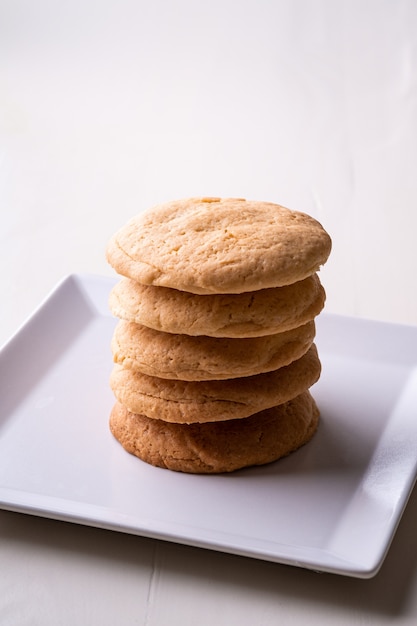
[106,197,332,294]
[111,319,315,381]
[109,344,321,423]
[109,274,325,337]
[109,391,320,474]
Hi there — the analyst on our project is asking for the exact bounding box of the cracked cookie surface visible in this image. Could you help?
[106,197,332,294]
[111,319,316,381]
[109,390,320,473]
[109,344,321,423]
[109,273,325,337]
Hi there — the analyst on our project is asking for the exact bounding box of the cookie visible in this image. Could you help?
[111,319,315,381]
[109,274,325,338]
[106,197,332,294]
[109,390,320,474]
[109,343,321,423]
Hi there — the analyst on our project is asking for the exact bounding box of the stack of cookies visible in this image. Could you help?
[106,197,331,473]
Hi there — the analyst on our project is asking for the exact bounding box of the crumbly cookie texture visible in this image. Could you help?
[109,390,320,474]
[109,344,321,423]
[106,197,332,294]
[111,319,315,381]
[109,274,325,338]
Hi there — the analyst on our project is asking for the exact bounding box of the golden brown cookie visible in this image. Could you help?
[109,391,320,473]
[111,319,315,381]
[106,197,332,294]
[109,344,321,423]
[109,274,325,338]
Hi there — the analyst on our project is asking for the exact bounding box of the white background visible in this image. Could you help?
[1,1,417,624]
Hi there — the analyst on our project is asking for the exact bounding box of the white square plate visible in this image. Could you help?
[1,274,416,578]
